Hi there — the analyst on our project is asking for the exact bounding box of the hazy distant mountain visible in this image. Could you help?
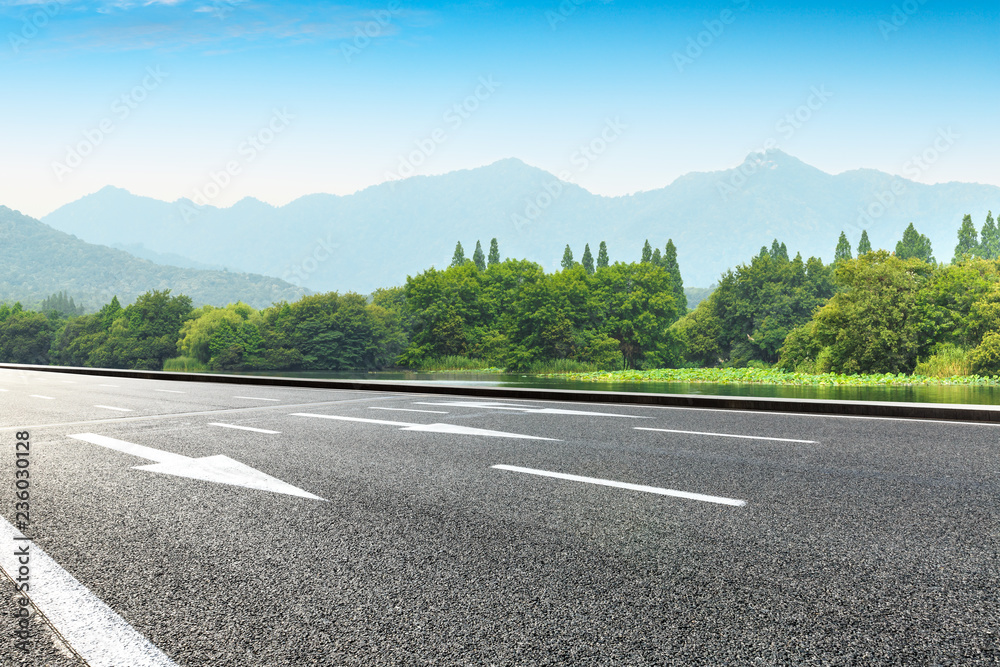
[0,207,308,310]
[41,151,1000,291]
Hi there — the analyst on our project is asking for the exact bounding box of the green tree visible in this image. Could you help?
[561,245,575,270]
[487,238,501,267]
[592,262,681,368]
[857,229,872,255]
[581,243,595,275]
[450,241,466,268]
[895,223,934,263]
[641,240,653,263]
[980,211,999,260]
[812,251,932,374]
[597,241,609,269]
[663,239,687,314]
[953,214,980,262]
[834,231,852,263]
[472,240,486,271]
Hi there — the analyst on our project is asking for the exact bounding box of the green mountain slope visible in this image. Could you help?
[0,206,309,310]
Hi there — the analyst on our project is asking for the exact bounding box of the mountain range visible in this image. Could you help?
[0,207,308,310]
[31,150,1000,294]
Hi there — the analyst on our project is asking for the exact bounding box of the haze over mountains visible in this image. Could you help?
[37,150,1000,294]
[0,207,307,310]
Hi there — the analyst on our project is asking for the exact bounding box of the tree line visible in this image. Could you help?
[0,239,687,373]
[4,212,1000,377]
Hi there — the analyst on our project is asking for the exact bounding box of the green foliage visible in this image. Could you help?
[596,241,609,269]
[408,355,493,371]
[953,214,980,262]
[581,244,595,275]
[676,245,834,366]
[969,332,1000,376]
[776,322,823,372]
[641,240,653,263]
[663,239,686,313]
[811,251,932,374]
[561,244,574,270]
[162,356,208,372]
[450,241,466,268]
[552,366,1000,386]
[913,343,971,378]
[857,230,872,255]
[487,238,501,267]
[0,310,57,364]
[895,222,934,263]
[834,231,852,263]
[40,291,84,316]
[472,240,486,271]
[980,212,999,260]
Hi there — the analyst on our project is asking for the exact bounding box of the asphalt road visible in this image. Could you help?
[0,367,998,666]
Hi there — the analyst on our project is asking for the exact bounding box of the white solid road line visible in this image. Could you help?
[492,465,747,506]
[30,395,55,400]
[154,389,185,394]
[416,401,649,418]
[69,434,323,500]
[0,517,178,667]
[635,426,816,444]
[94,405,134,412]
[233,396,280,401]
[209,423,281,434]
[291,413,560,440]
[370,407,449,414]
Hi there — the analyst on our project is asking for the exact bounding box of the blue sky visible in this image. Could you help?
[1,0,997,217]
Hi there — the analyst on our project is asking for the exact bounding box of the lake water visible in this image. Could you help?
[213,370,1000,406]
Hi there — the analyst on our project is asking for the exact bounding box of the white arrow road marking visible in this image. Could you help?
[209,423,281,434]
[0,517,178,666]
[94,405,133,412]
[492,465,746,506]
[415,401,649,418]
[291,413,559,440]
[68,434,323,500]
[635,427,816,444]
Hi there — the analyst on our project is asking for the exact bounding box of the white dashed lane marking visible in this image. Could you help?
[233,396,280,401]
[209,423,281,434]
[635,427,816,444]
[492,465,746,506]
[94,405,133,412]
[291,413,559,440]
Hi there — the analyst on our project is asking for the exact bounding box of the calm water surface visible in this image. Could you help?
[213,370,1000,406]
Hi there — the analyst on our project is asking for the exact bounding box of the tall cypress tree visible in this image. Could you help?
[651,248,662,266]
[560,244,575,270]
[597,241,609,269]
[981,211,999,260]
[450,241,466,267]
[834,231,853,263]
[953,214,980,263]
[857,229,872,255]
[472,240,486,271]
[487,238,501,267]
[581,243,595,275]
[641,240,653,263]
[895,223,934,263]
[663,239,686,313]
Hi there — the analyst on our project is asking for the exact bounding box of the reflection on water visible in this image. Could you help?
[213,370,1000,405]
